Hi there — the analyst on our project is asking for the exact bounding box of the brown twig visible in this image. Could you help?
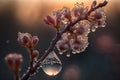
[14,72,19,80]
[21,1,108,80]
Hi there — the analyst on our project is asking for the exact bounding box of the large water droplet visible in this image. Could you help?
[41,51,62,76]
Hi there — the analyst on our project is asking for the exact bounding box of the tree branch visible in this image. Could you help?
[21,1,108,80]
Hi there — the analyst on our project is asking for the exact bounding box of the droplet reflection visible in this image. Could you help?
[41,51,62,76]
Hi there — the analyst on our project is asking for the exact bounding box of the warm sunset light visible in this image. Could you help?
[1,0,120,80]
[0,0,119,26]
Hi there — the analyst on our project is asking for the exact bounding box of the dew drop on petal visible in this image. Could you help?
[91,27,96,32]
[72,51,77,54]
[101,24,105,27]
[66,53,70,57]
[41,51,62,76]
[59,52,63,55]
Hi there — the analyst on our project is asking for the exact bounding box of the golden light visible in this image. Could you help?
[0,0,119,27]
[15,0,41,26]
[43,67,61,76]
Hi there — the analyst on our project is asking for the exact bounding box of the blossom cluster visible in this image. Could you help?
[17,32,39,60]
[44,1,107,57]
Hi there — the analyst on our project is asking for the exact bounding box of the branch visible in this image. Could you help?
[21,1,108,80]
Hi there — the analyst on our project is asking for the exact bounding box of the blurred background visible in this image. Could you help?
[0,0,120,80]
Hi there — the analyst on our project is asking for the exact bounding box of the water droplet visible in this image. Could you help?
[95,25,98,28]
[72,51,76,54]
[101,25,105,27]
[91,27,96,32]
[41,51,62,76]
[59,52,63,55]
[66,53,70,57]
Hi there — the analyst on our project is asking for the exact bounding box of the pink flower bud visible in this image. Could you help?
[22,35,29,44]
[32,50,39,59]
[17,32,39,48]
[5,53,23,73]
[5,54,14,71]
[44,16,55,26]
[73,3,84,17]
[32,36,39,46]
[17,32,32,46]
[14,54,23,72]
[62,7,71,21]
[91,0,97,8]
[82,6,89,15]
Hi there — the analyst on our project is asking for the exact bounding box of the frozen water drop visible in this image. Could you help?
[66,53,70,57]
[91,27,96,32]
[41,51,62,76]
[101,25,105,27]
[59,52,63,55]
[95,25,98,28]
[72,51,76,54]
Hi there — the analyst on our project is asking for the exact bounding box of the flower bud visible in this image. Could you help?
[62,7,71,21]
[44,16,55,25]
[32,50,39,59]
[32,36,39,47]
[22,35,30,44]
[17,32,32,46]
[5,54,14,71]
[17,32,39,48]
[91,0,97,8]
[5,53,23,73]
[73,3,84,17]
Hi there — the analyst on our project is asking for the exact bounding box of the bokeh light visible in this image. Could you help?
[0,0,120,27]
[95,34,115,52]
[63,65,80,80]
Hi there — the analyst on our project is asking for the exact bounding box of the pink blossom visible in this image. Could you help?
[44,10,62,29]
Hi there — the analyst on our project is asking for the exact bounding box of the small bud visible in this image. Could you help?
[44,16,55,26]
[32,36,39,46]
[32,50,39,59]
[82,6,89,15]
[73,2,84,17]
[17,32,39,48]
[91,0,97,8]
[5,54,14,71]
[22,35,29,44]
[5,53,23,73]
[95,12,102,19]
[62,7,71,21]
[17,32,32,46]
[15,54,23,73]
